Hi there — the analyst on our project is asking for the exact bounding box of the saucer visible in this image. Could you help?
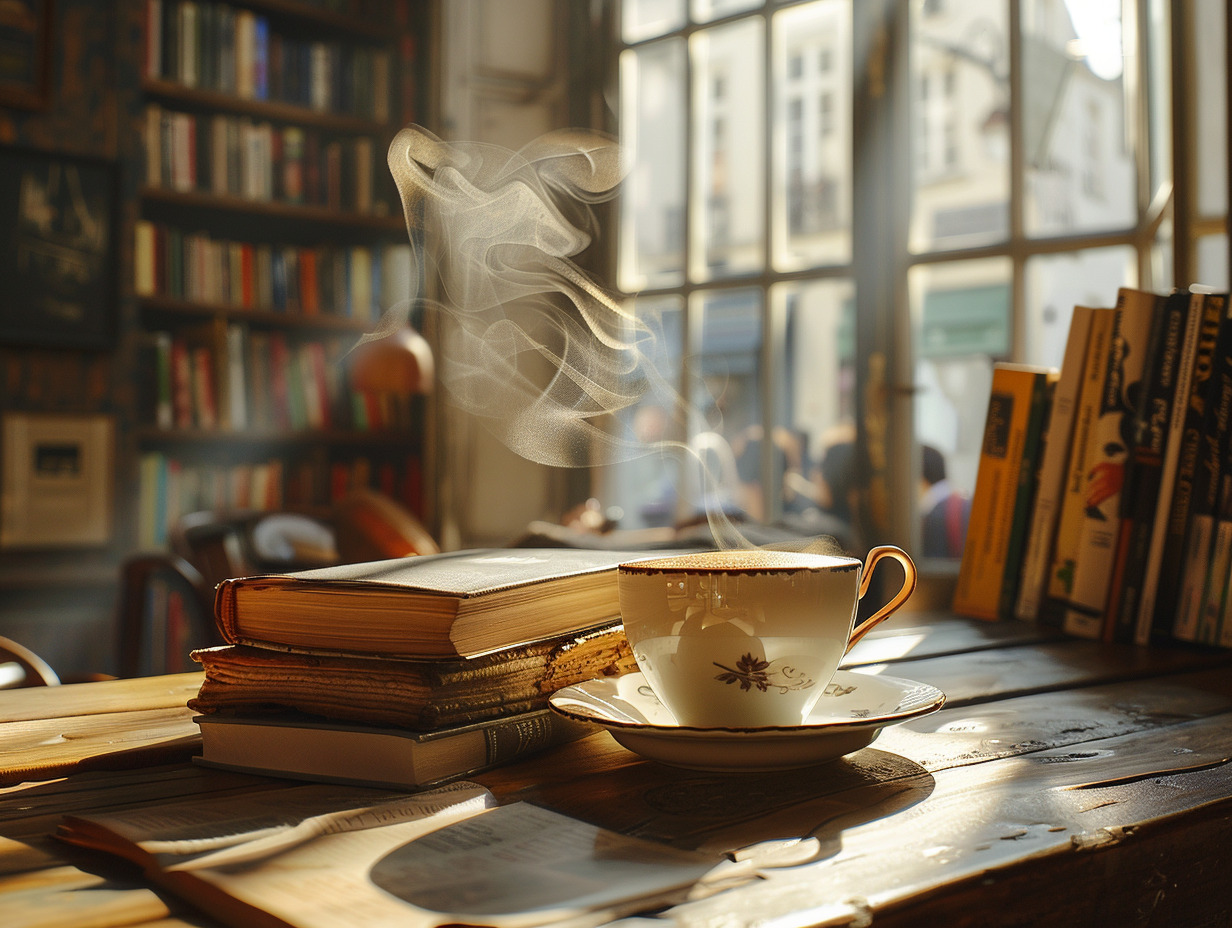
[548,669,945,772]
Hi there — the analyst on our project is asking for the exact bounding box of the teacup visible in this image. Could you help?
[617,546,916,728]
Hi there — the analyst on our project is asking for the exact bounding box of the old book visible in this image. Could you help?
[213,547,661,658]
[57,782,718,928]
[189,623,637,730]
[194,708,597,789]
[953,364,1055,621]
[1061,289,1164,639]
[1042,306,1117,625]
[1014,306,1095,621]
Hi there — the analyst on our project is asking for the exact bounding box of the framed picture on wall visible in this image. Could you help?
[0,0,52,110]
[0,146,117,349]
[0,412,114,549]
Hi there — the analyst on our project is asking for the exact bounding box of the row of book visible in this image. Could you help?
[190,547,650,788]
[137,449,423,550]
[134,220,414,323]
[138,327,421,434]
[144,104,385,214]
[955,286,1232,649]
[145,0,394,122]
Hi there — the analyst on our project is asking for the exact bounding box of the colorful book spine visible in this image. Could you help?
[1062,289,1163,639]
[1173,293,1232,641]
[1015,306,1095,621]
[1134,290,1211,644]
[953,364,1054,621]
[1107,290,1199,641]
[1042,307,1117,625]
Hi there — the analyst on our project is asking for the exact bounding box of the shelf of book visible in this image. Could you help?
[130,0,426,554]
[138,187,404,230]
[139,297,375,333]
[142,79,389,134]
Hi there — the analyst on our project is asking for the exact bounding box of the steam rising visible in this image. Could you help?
[360,125,836,554]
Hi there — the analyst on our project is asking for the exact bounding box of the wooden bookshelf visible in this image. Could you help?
[132,0,427,551]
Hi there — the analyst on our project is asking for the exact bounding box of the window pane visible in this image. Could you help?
[692,0,760,25]
[691,18,766,280]
[1023,246,1135,367]
[772,278,857,543]
[772,1,852,269]
[600,297,685,530]
[910,0,1010,252]
[1193,0,1227,218]
[910,258,1012,517]
[1146,0,1171,203]
[1197,235,1230,291]
[623,0,686,43]
[619,40,687,291]
[690,288,762,521]
[1021,0,1136,237]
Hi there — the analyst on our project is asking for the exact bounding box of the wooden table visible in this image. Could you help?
[4,612,1232,927]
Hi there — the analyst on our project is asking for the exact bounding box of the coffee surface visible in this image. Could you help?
[621,549,857,574]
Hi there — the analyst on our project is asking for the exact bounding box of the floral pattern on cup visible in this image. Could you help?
[712,653,818,694]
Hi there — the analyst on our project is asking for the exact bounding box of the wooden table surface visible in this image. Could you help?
[4,612,1232,927]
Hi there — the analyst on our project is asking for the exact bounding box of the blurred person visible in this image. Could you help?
[919,444,970,558]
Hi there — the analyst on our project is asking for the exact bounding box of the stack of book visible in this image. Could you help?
[955,285,1232,648]
[189,547,655,788]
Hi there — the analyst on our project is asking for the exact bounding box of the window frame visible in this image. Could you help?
[605,0,1227,556]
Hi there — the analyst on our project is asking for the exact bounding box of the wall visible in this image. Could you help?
[0,0,136,679]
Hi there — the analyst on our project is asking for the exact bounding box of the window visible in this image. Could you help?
[607,0,1228,564]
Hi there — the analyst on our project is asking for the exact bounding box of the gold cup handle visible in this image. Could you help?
[845,545,918,653]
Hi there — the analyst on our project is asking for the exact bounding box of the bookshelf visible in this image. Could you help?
[131,0,427,550]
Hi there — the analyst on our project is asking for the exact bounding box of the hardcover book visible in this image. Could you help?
[213,547,670,658]
[194,708,597,789]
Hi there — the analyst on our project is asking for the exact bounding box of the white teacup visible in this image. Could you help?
[617,546,916,728]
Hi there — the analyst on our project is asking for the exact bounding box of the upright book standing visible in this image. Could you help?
[1170,292,1232,641]
[953,363,1055,621]
[1136,290,1221,644]
[1061,289,1163,639]
[1042,307,1117,625]
[1014,306,1095,621]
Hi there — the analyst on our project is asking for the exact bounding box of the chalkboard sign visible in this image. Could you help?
[0,147,116,349]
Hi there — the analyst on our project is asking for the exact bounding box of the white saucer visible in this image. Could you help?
[549,669,945,772]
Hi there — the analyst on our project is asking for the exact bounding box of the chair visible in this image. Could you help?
[0,636,60,688]
[115,489,439,677]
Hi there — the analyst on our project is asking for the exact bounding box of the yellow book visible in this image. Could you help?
[954,363,1055,620]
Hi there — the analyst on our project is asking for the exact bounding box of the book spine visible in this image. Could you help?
[1042,308,1117,626]
[999,370,1055,620]
[1134,291,1210,644]
[1148,292,1225,642]
[1061,289,1160,639]
[1174,294,1232,641]
[476,713,593,771]
[1015,306,1094,621]
[954,365,1049,620]
[1107,291,1195,641]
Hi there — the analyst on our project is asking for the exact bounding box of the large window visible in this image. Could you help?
[600,0,1229,563]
